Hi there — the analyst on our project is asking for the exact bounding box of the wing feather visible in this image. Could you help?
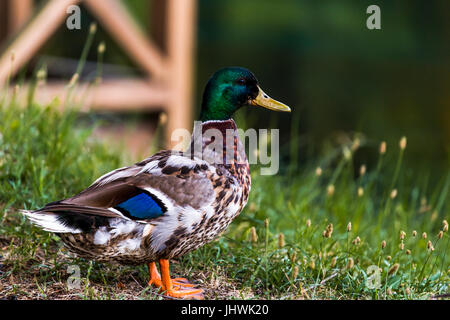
[24,152,217,234]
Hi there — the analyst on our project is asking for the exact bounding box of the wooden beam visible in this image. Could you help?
[14,79,170,112]
[84,0,167,80]
[151,0,168,54]
[165,0,197,148]
[8,0,33,34]
[0,0,81,84]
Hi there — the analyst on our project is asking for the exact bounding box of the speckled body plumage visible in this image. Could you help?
[29,119,250,265]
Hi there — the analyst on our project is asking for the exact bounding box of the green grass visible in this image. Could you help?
[0,87,448,300]
[180,136,449,299]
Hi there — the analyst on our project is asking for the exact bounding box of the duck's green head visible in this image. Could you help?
[199,67,291,122]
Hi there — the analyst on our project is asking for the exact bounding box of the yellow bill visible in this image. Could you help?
[250,86,291,112]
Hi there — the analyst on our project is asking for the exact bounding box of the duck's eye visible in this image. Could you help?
[237,78,246,85]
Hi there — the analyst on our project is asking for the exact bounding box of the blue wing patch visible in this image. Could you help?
[115,191,165,219]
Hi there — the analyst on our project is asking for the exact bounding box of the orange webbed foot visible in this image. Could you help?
[147,259,204,300]
[163,287,204,300]
[172,277,197,288]
[147,263,198,290]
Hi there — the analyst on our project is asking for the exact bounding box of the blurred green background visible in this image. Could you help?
[27,0,450,183]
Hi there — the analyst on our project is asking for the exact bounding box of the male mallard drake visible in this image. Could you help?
[22,67,290,299]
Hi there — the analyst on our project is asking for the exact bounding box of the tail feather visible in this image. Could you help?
[21,210,82,233]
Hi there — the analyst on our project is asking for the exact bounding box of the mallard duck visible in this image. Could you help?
[22,67,290,299]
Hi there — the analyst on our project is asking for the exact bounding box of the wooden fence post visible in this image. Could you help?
[165,0,196,148]
[8,0,33,33]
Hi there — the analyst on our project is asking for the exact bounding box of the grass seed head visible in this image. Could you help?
[357,187,364,197]
[323,223,333,238]
[250,227,258,243]
[406,249,411,255]
[359,164,366,176]
[427,240,434,251]
[381,240,387,249]
[386,288,393,295]
[346,258,354,269]
[352,138,361,151]
[352,236,361,245]
[388,263,400,275]
[264,218,269,229]
[390,189,398,199]
[399,242,404,250]
[327,184,335,196]
[98,42,106,54]
[315,167,322,176]
[278,233,285,248]
[290,252,297,263]
[443,220,448,232]
[387,255,392,261]
[159,112,168,125]
[412,230,417,237]
[37,68,47,81]
[400,230,406,240]
[292,266,299,280]
[422,232,427,239]
[405,287,411,295]
[89,22,97,34]
[399,136,407,150]
[347,222,352,232]
[343,146,351,160]
[438,231,443,239]
[306,219,311,228]
[379,141,386,155]
[330,256,337,268]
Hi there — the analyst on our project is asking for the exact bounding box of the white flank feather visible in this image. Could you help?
[178,205,203,232]
[93,227,111,245]
[109,219,137,237]
[117,238,141,253]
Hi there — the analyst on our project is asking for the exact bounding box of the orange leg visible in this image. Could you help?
[147,262,163,287]
[158,259,204,299]
[147,262,196,289]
